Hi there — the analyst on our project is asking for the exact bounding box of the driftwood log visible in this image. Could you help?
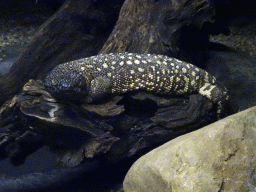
[0,0,229,104]
[0,0,231,190]
[0,79,217,167]
[100,0,230,56]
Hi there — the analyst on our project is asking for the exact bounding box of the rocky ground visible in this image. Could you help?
[0,15,49,61]
[210,16,256,60]
[0,15,50,75]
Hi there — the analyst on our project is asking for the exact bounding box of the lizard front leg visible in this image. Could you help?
[85,76,112,103]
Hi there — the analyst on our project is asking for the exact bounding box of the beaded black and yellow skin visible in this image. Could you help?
[44,52,228,114]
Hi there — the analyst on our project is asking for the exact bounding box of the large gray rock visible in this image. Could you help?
[123,106,256,192]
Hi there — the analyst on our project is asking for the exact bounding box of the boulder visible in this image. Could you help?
[123,106,256,192]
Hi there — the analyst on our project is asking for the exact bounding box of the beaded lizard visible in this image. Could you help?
[44,52,228,114]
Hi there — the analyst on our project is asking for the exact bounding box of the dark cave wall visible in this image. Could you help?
[0,0,66,16]
[0,0,255,16]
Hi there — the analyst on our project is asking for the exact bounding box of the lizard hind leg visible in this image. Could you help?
[85,76,112,103]
[199,82,228,118]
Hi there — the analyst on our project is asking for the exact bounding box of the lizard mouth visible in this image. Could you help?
[44,72,89,103]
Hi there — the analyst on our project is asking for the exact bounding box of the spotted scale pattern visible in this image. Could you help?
[44,52,228,113]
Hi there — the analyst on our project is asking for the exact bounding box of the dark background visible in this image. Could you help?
[0,0,66,16]
[0,0,255,17]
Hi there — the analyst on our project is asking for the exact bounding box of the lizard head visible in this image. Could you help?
[44,63,90,102]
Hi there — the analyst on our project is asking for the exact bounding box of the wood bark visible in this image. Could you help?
[0,80,217,167]
[100,0,229,61]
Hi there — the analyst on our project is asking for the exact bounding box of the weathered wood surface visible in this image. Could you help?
[0,80,217,167]
[100,0,230,62]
